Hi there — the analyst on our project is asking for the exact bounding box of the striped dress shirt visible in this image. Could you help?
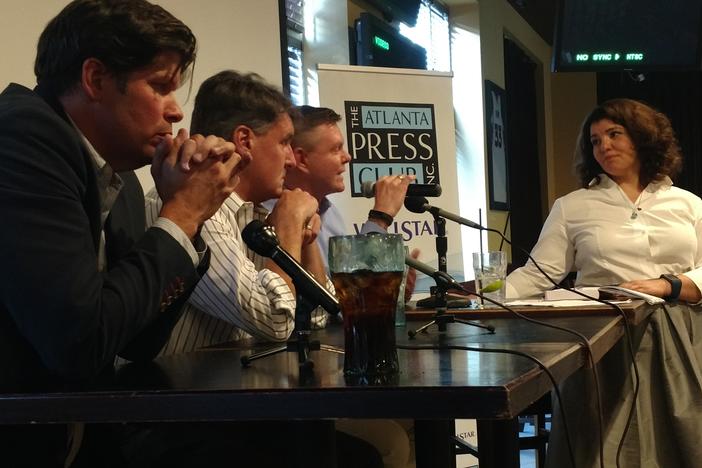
[145,190,328,355]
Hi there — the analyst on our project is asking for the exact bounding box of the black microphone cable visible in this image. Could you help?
[482,226,641,468]
[435,281,585,467]
[406,256,580,466]
[396,341,576,468]
[405,196,638,468]
[404,198,608,468]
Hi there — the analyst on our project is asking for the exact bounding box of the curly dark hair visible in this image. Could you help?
[35,0,196,97]
[574,98,682,188]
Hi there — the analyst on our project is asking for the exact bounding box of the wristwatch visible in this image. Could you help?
[659,274,682,301]
[368,209,393,227]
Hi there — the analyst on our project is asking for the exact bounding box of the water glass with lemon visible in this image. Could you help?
[472,251,507,307]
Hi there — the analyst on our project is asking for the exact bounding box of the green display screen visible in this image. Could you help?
[373,35,390,51]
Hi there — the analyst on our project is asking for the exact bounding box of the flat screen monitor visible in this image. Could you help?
[363,0,422,27]
[355,13,427,70]
[552,0,702,72]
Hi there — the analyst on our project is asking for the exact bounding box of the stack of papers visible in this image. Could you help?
[541,285,664,305]
[503,285,666,307]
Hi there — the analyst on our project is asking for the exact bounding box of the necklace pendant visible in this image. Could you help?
[630,211,638,220]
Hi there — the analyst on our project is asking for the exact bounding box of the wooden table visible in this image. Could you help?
[0,300,651,468]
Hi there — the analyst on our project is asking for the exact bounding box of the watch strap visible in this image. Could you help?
[368,209,393,227]
[660,274,682,301]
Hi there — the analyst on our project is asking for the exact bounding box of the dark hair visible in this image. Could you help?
[574,98,682,187]
[35,0,196,96]
[290,105,341,149]
[190,70,291,138]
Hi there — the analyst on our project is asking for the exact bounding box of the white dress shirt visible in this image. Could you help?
[506,174,702,299]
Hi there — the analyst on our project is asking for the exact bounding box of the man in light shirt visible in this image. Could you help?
[281,105,417,468]
[282,105,419,300]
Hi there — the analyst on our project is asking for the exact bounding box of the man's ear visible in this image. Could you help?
[81,58,110,101]
[231,125,254,158]
[292,146,311,173]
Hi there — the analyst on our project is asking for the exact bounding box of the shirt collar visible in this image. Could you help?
[588,173,673,192]
[319,197,332,215]
[227,191,270,223]
[65,113,123,195]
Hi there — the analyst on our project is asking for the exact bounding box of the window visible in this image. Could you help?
[398,0,451,72]
[281,0,305,105]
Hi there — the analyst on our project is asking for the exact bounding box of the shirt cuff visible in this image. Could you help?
[682,270,702,300]
[359,220,387,234]
[152,217,203,267]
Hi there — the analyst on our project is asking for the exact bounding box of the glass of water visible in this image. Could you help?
[472,251,507,307]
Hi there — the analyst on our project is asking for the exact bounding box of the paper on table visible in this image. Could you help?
[598,286,665,305]
[540,285,664,305]
[544,287,600,301]
[506,298,632,307]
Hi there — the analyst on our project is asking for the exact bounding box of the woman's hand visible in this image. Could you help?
[619,275,702,303]
[618,278,670,298]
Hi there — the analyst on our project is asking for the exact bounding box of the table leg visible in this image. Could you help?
[476,418,520,468]
[415,419,456,468]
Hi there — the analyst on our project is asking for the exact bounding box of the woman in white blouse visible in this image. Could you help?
[507,99,702,468]
[507,98,702,302]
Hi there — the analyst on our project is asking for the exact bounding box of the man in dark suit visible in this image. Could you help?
[0,1,245,466]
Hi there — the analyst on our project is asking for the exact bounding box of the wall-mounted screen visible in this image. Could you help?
[552,0,702,71]
[362,0,422,27]
[355,13,426,70]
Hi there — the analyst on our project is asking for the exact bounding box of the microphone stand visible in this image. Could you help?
[241,293,343,376]
[415,214,449,309]
[409,211,495,338]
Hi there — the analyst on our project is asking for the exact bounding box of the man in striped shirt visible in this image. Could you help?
[145,70,330,354]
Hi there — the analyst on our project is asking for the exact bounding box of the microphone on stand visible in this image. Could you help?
[404,197,484,230]
[405,254,496,334]
[241,220,340,315]
[361,181,442,198]
[405,255,464,291]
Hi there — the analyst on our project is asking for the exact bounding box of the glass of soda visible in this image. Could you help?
[329,234,404,379]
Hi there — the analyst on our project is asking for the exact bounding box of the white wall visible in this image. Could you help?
[0,0,283,191]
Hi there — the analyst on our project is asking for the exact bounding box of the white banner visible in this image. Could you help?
[318,64,464,291]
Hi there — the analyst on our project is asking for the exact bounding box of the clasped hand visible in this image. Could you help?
[152,128,250,238]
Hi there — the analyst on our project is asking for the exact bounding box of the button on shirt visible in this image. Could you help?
[506,174,702,299]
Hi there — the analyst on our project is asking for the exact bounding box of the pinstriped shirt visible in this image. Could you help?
[145,189,328,355]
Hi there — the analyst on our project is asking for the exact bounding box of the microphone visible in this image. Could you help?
[361,180,442,198]
[405,255,464,291]
[404,197,484,230]
[241,220,340,315]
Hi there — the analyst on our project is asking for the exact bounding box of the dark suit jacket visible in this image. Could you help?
[0,83,207,464]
